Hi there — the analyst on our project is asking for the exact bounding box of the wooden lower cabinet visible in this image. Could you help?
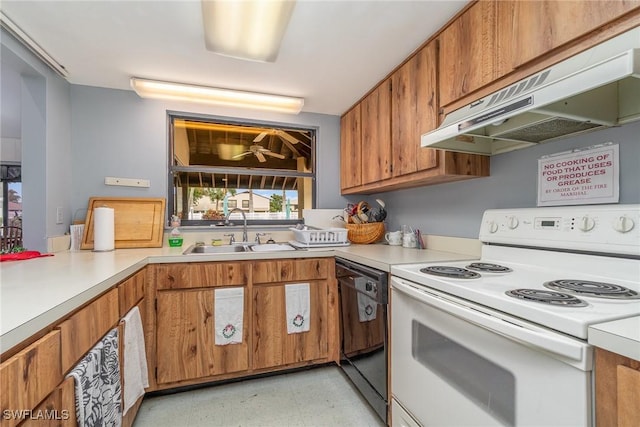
[595,347,640,427]
[150,258,338,388]
[155,288,249,384]
[253,281,329,370]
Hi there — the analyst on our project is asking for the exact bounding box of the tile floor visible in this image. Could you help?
[133,366,385,427]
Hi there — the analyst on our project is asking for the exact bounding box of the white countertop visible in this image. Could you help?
[1,239,478,354]
[588,316,640,361]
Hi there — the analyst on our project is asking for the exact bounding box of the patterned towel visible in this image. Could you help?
[67,328,122,427]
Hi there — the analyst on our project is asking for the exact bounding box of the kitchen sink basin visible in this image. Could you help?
[182,242,299,255]
[182,244,249,254]
[249,243,298,252]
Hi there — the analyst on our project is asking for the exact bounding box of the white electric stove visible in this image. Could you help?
[390,204,640,427]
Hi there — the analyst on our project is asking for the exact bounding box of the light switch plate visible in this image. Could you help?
[56,207,63,224]
[104,176,151,188]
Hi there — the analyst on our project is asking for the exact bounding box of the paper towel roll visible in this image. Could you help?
[93,207,115,251]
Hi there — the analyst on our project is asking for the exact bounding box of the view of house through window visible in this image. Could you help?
[169,114,315,225]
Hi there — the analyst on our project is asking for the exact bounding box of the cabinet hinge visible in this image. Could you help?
[155,367,158,379]
[155,298,157,311]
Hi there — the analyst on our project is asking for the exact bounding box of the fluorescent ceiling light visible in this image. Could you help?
[130,78,304,114]
[201,0,296,62]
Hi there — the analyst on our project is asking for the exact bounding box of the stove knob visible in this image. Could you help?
[507,216,519,230]
[613,215,635,233]
[578,215,596,232]
[487,221,499,233]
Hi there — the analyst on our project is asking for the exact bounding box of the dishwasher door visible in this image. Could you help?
[336,258,388,423]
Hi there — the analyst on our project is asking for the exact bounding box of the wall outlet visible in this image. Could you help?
[56,207,63,224]
[104,176,150,188]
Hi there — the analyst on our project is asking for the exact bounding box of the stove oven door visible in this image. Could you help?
[391,277,593,427]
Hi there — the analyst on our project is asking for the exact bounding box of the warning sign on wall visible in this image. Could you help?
[537,143,619,206]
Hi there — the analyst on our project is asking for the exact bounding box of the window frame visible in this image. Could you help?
[167,111,317,227]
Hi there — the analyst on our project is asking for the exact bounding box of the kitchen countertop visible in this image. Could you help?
[588,316,640,361]
[1,238,479,354]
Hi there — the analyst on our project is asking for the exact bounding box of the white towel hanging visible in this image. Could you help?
[285,283,311,334]
[121,306,149,415]
[214,287,244,345]
[355,277,377,322]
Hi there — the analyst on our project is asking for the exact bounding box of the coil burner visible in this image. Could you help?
[465,262,513,273]
[544,279,640,300]
[505,289,588,307]
[419,266,481,279]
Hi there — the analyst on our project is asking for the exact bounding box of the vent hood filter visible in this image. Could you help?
[422,28,640,156]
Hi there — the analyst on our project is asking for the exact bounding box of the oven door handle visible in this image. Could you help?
[392,279,585,361]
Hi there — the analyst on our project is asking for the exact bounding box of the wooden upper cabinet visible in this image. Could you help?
[391,41,439,177]
[439,0,498,107]
[509,0,640,69]
[361,79,392,184]
[340,105,362,190]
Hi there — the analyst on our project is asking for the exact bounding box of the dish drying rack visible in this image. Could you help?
[289,227,350,247]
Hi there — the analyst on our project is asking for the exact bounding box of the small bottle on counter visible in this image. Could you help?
[168,215,183,247]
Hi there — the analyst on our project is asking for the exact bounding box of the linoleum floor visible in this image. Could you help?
[133,366,384,427]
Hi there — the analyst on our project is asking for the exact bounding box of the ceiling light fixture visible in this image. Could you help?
[130,78,304,114]
[201,0,296,62]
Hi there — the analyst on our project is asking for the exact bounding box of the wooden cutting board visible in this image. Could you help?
[81,197,166,249]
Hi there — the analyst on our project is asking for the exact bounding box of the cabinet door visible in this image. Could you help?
[156,289,249,384]
[595,347,640,426]
[156,262,247,290]
[340,105,362,190]
[58,289,120,373]
[361,79,392,184]
[0,332,62,427]
[510,0,640,69]
[118,268,146,317]
[253,281,329,370]
[439,0,497,107]
[391,41,439,177]
[19,377,75,427]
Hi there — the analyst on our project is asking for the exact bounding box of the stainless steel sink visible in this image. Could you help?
[249,243,298,252]
[182,242,300,255]
[182,244,249,254]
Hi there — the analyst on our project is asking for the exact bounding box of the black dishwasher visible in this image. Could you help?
[336,257,388,423]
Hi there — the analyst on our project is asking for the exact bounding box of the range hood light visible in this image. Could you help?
[130,78,304,114]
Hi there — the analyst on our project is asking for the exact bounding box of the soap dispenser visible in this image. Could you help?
[168,215,183,247]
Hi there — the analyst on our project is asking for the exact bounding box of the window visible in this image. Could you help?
[168,113,315,225]
[1,165,22,228]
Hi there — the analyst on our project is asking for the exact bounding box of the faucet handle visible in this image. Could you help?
[255,232,267,244]
[223,233,235,244]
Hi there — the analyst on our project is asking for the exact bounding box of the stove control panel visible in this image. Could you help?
[479,204,640,256]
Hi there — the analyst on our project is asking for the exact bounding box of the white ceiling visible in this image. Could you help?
[1,0,467,116]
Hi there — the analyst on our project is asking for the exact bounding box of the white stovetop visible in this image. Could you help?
[391,245,640,340]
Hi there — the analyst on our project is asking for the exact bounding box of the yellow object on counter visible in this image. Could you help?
[211,239,223,246]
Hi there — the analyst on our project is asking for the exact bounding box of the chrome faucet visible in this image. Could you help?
[225,208,248,242]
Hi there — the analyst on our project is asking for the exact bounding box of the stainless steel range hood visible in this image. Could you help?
[422,28,640,156]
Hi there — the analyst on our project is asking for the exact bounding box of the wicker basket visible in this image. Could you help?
[345,222,386,244]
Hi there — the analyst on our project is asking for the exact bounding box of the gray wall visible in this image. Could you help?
[1,30,72,251]
[70,85,345,221]
[380,120,640,238]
